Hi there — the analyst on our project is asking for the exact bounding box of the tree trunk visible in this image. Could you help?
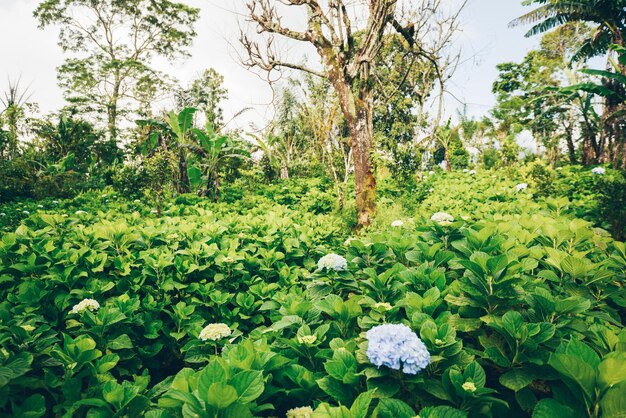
[280,164,289,180]
[329,71,376,227]
[178,151,190,194]
[347,101,376,227]
[108,71,121,143]
[564,124,577,164]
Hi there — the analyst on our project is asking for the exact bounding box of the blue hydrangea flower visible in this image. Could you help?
[366,324,430,375]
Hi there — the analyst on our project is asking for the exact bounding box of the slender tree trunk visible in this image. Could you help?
[280,164,289,179]
[107,69,122,143]
[178,151,190,194]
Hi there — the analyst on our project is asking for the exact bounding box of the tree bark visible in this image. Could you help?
[327,66,377,226]
[280,164,289,179]
[178,151,190,194]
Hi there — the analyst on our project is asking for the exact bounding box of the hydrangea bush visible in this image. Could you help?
[0,171,624,417]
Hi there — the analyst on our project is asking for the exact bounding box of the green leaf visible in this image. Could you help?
[230,370,264,404]
[96,354,120,373]
[532,399,576,418]
[13,394,46,418]
[375,398,415,418]
[597,353,626,391]
[324,350,358,385]
[419,405,468,418]
[108,334,133,350]
[549,353,596,402]
[198,361,227,397]
[500,369,533,391]
[103,381,125,407]
[206,383,238,409]
[350,391,374,418]
[600,383,626,418]
[187,166,202,188]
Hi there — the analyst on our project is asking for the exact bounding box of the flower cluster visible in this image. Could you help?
[462,381,477,392]
[317,253,348,271]
[70,298,100,314]
[297,335,317,345]
[366,324,431,375]
[430,212,455,225]
[286,406,314,418]
[199,323,231,341]
[391,220,404,227]
[515,183,528,192]
[592,167,605,175]
[374,302,393,311]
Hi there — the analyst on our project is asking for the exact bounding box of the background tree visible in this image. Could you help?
[176,69,228,130]
[257,86,305,180]
[34,0,200,143]
[32,110,119,173]
[0,77,35,160]
[296,74,352,209]
[512,0,626,167]
[240,0,465,227]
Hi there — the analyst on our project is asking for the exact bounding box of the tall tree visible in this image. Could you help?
[34,0,200,143]
[175,69,228,130]
[240,0,465,227]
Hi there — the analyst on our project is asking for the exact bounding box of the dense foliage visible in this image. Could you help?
[1,169,624,417]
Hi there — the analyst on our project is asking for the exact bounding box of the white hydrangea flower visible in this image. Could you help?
[592,167,605,175]
[430,212,455,225]
[462,381,477,392]
[317,253,348,271]
[286,406,314,418]
[70,298,100,314]
[515,183,528,192]
[469,169,476,175]
[75,210,87,215]
[199,323,232,341]
[428,170,435,175]
[462,168,469,173]
[297,335,317,344]
[391,220,404,227]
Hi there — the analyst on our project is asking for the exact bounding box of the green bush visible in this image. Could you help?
[0,167,625,417]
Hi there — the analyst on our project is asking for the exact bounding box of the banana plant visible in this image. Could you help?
[137,107,197,194]
[189,123,250,202]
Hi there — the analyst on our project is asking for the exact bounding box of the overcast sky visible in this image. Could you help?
[0,0,539,130]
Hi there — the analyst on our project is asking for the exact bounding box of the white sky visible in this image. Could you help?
[0,0,539,131]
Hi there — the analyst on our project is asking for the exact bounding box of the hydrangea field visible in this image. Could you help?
[1,169,625,418]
